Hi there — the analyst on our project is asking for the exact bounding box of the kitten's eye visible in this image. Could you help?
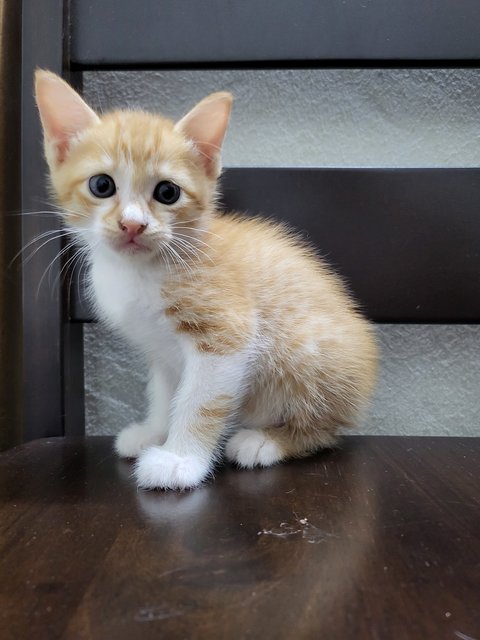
[153,181,181,205]
[88,174,116,198]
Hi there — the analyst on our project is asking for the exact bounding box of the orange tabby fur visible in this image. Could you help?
[35,70,378,489]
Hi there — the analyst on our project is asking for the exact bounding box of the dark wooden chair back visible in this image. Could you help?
[19,0,480,441]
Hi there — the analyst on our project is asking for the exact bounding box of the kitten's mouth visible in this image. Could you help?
[118,238,151,254]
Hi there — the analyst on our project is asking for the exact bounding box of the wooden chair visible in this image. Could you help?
[18,0,480,442]
[3,2,479,637]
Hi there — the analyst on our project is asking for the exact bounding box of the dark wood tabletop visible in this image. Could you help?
[0,436,479,640]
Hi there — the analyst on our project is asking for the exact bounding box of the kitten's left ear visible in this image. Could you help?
[35,69,100,166]
[174,92,233,179]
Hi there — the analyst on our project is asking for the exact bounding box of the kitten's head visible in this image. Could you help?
[35,70,232,261]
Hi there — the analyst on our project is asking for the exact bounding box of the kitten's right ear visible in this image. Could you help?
[35,70,100,165]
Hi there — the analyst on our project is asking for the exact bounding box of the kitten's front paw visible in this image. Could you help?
[115,423,167,459]
[135,447,210,490]
[226,429,283,468]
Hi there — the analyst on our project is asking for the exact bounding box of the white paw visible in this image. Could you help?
[225,429,283,468]
[134,447,211,490]
[114,423,167,459]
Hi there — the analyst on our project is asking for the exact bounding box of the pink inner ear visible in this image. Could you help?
[48,121,75,163]
[48,107,94,163]
[175,93,232,177]
[185,105,230,173]
[55,138,69,164]
[35,72,99,164]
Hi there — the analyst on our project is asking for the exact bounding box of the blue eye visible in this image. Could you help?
[153,181,180,205]
[89,174,116,198]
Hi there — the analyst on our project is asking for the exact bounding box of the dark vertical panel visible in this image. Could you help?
[63,323,85,436]
[0,0,22,450]
[21,0,65,440]
[62,69,86,436]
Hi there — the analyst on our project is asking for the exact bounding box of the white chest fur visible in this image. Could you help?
[90,251,184,378]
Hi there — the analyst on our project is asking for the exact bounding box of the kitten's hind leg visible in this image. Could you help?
[226,419,338,469]
[115,364,174,458]
[225,428,284,468]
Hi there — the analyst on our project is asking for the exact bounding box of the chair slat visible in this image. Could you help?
[71,0,480,67]
[70,167,480,323]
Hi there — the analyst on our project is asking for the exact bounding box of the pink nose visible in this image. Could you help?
[118,220,147,237]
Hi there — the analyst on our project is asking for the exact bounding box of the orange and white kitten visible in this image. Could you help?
[35,70,377,490]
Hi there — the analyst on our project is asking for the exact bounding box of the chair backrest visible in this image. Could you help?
[19,0,480,441]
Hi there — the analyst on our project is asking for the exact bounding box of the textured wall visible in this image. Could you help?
[82,70,480,437]
[84,324,480,437]
[84,69,480,167]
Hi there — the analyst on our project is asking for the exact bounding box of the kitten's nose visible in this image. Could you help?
[118,220,148,237]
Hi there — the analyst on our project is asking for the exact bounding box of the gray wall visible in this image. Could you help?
[82,70,480,437]
[84,69,480,167]
[84,324,480,437]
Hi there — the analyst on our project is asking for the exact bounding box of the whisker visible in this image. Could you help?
[7,210,61,218]
[66,247,91,304]
[169,238,202,263]
[37,198,92,220]
[170,223,222,239]
[170,237,215,265]
[169,237,205,263]
[35,240,77,299]
[22,230,84,266]
[10,229,74,268]
[158,243,177,279]
[169,239,213,275]
[162,241,195,280]
[172,231,215,252]
[75,249,92,301]
[157,244,173,279]
[164,241,194,275]
[78,239,100,302]
[60,206,91,219]
[170,216,205,225]
[53,246,87,292]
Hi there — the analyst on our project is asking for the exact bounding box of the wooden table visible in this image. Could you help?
[0,436,479,640]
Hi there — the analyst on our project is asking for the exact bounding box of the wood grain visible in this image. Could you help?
[0,436,479,639]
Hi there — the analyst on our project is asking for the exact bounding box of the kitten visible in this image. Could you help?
[35,70,378,490]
